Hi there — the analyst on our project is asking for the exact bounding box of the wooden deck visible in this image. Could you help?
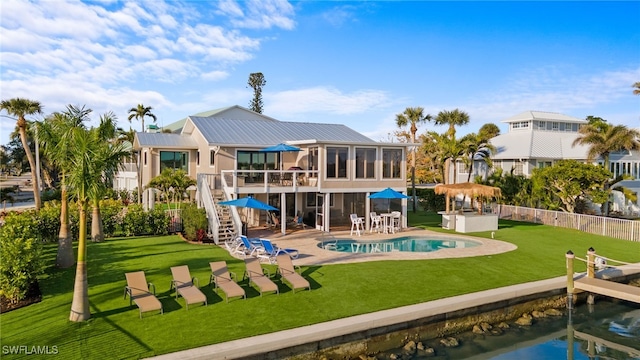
[574,277,640,304]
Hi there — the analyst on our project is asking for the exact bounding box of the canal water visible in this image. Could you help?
[378,300,640,359]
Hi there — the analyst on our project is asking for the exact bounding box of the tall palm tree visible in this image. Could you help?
[434,109,470,184]
[128,104,156,204]
[572,121,640,216]
[0,98,43,210]
[460,132,495,182]
[37,106,90,268]
[427,131,466,188]
[395,107,432,212]
[68,122,128,322]
[90,112,129,243]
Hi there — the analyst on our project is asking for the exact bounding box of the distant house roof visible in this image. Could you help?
[490,130,589,160]
[134,132,198,149]
[502,111,586,124]
[188,116,377,146]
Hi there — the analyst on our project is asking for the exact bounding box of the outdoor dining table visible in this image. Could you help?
[379,213,394,234]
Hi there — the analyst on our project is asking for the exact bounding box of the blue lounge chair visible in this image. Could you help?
[258,239,299,264]
[240,235,264,258]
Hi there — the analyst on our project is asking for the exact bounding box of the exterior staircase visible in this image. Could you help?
[212,190,237,244]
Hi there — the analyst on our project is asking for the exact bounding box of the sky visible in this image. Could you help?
[1,0,639,146]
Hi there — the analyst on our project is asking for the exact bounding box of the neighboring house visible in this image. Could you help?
[118,105,409,242]
[462,110,640,213]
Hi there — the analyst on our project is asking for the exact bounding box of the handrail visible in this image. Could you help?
[220,173,243,234]
[197,174,220,244]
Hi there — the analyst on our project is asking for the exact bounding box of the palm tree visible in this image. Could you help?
[478,123,501,139]
[395,107,432,212]
[572,121,640,216]
[633,81,640,95]
[460,132,495,182]
[90,112,129,243]
[128,104,156,204]
[37,106,90,268]
[427,131,466,188]
[434,109,470,184]
[68,122,128,322]
[0,98,43,210]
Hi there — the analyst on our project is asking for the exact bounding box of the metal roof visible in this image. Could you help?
[163,105,278,133]
[490,130,589,160]
[135,132,198,149]
[188,116,377,145]
[502,111,586,124]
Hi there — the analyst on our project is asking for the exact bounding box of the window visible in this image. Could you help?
[196,151,200,166]
[537,161,552,168]
[326,147,348,178]
[160,151,188,172]
[458,162,468,173]
[552,122,559,131]
[307,147,318,178]
[382,149,402,178]
[237,151,277,183]
[306,193,334,207]
[512,121,529,129]
[513,162,523,175]
[538,121,546,130]
[355,148,376,179]
[144,151,147,166]
[209,150,215,166]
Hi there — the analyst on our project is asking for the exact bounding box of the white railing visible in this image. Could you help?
[220,173,243,233]
[497,205,640,242]
[197,174,220,244]
[221,169,319,193]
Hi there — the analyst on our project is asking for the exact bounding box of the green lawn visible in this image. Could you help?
[2,212,639,359]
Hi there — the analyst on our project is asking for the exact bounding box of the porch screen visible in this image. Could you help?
[382,149,402,179]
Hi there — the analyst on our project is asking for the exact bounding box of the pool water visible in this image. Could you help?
[318,236,480,253]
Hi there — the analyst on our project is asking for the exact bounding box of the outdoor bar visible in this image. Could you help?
[434,182,501,233]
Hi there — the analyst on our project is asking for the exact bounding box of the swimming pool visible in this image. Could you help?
[318,236,480,253]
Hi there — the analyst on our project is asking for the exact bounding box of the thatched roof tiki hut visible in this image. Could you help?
[434,183,502,215]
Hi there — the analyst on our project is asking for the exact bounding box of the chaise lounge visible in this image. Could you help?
[124,271,163,318]
[170,265,208,310]
[209,261,246,303]
[243,257,279,296]
[276,253,311,293]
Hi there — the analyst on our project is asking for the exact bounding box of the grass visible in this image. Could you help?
[2,212,640,359]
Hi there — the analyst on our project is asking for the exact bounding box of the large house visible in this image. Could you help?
[459,110,640,213]
[116,105,409,243]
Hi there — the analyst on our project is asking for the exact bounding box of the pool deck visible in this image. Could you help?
[237,226,517,266]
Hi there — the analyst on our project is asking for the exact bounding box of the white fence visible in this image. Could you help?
[496,205,640,242]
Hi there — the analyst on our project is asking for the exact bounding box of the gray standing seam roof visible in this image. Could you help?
[136,132,198,149]
[189,116,377,145]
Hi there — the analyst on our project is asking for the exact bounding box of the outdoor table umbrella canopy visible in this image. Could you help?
[368,187,409,212]
[218,196,278,235]
[259,143,300,172]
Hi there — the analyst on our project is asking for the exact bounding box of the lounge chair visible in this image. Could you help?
[243,257,279,296]
[124,271,163,318]
[170,265,207,310]
[276,253,310,293]
[257,239,299,264]
[239,235,265,258]
[209,261,246,303]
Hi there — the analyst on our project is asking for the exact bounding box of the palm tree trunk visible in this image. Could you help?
[69,204,90,322]
[56,186,74,268]
[91,200,104,242]
[444,159,450,184]
[18,127,41,210]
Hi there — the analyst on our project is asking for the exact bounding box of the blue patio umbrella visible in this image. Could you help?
[219,196,278,235]
[368,187,409,213]
[259,143,300,170]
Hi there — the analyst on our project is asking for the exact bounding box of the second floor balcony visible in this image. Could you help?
[220,170,319,194]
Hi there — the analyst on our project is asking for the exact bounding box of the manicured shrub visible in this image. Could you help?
[148,207,170,236]
[37,201,61,243]
[122,204,149,236]
[0,212,46,303]
[181,203,208,242]
[99,199,123,237]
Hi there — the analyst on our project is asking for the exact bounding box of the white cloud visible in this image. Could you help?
[267,86,391,115]
[221,0,296,30]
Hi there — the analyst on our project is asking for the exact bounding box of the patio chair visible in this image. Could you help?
[170,265,207,310]
[276,253,310,293]
[243,257,279,296]
[237,235,264,258]
[390,211,401,233]
[350,213,364,236]
[369,212,381,233]
[257,239,299,264]
[209,261,246,303]
[124,271,163,319]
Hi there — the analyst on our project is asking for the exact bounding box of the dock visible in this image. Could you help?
[574,277,640,304]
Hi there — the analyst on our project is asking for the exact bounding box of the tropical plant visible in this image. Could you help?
[247,72,266,113]
[395,107,432,212]
[478,123,501,139]
[460,132,495,182]
[572,119,640,215]
[66,122,129,322]
[181,203,208,242]
[128,104,156,204]
[37,106,90,268]
[425,131,466,184]
[0,98,43,210]
[147,168,195,210]
[433,109,470,184]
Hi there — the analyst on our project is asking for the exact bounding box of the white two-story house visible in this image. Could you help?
[122,105,409,242]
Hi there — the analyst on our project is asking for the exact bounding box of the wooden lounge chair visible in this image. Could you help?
[170,265,207,310]
[124,271,163,318]
[209,261,246,303]
[276,253,310,293]
[243,257,279,296]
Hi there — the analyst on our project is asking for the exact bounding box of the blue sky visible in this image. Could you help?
[1,0,639,146]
